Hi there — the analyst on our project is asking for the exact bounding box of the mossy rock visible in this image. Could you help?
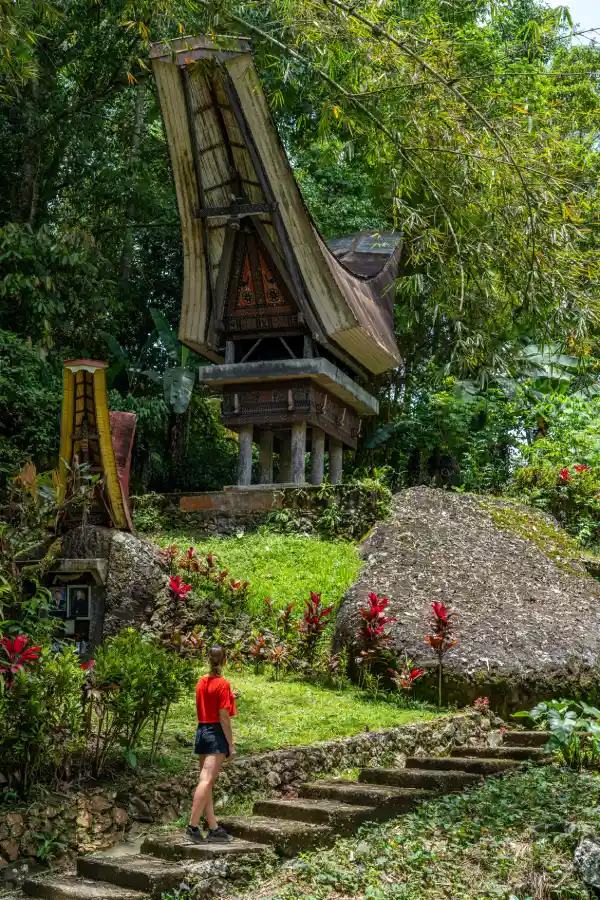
[334,487,600,712]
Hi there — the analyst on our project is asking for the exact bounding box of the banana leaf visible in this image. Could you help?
[163,367,195,414]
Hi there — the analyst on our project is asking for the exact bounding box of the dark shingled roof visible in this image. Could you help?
[327,231,402,278]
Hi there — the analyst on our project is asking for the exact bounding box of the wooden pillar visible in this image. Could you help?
[279,435,292,483]
[259,430,274,484]
[329,438,343,485]
[237,424,253,486]
[291,422,307,485]
[311,427,325,485]
[225,340,235,364]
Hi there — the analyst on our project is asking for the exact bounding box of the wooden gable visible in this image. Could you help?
[223,228,300,336]
[150,36,402,376]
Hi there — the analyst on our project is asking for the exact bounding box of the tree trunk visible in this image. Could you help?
[168,407,191,469]
[16,77,41,226]
[119,84,146,295]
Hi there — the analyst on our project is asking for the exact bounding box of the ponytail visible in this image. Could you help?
[208,645,226,676]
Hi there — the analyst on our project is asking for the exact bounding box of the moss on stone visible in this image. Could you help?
[477,497,589,576]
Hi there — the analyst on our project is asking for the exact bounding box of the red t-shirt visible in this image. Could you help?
[195,675,237,724]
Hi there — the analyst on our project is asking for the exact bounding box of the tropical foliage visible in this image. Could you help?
[0,0,599,503]
[515,698,600,769]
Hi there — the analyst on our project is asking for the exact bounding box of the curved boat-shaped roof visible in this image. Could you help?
[150,36,401,376]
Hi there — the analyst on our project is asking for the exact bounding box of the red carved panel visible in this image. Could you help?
[224,229,299,333]
[237,254,256,308]
[260,254,285,307]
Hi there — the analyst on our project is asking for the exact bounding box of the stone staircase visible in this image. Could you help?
[22,731,549,900]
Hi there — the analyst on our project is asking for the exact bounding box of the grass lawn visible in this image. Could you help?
[237,765,600,899]
[156,528,362,616]
[150,671,437,773]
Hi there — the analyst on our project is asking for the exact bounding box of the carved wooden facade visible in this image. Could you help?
[151,36,402,486]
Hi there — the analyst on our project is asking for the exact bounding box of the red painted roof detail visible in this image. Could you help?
[109,411,137,531]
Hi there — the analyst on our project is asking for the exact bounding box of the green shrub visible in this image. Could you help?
[0,646,86,793]
[513,395,600,546]
[0,330,61,482]
[515,698,600,769]
[88,629,196,774]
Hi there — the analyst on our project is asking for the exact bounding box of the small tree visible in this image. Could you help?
[425,601,457,708]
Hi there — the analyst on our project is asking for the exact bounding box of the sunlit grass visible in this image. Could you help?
[147,670,438,773]
[157,527,362,616]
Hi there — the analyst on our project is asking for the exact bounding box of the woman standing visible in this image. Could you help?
[187,646,236,843]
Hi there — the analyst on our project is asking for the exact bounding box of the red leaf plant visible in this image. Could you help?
[574,464,590,474]
[230,578,249,594]
[80,660,95,671]
[390,659,425,692]
[276,602,296,641]
[179,546,201,573]
[355,592,396,670]
[297,592,333,663]
[559,467,571,483]
[0,635,42,685]
[249,634,268,673]
[169,575,192,600]
[425,601,458,707]
[163,545,178,573]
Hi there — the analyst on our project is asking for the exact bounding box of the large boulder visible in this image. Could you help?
[104,531,171,636]
[334,487,600,712]
[61,525,172,637]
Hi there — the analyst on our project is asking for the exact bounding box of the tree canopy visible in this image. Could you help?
[0,0,599,492]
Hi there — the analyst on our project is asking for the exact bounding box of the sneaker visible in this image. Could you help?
[205,825,233,843]
[186,825,205,844]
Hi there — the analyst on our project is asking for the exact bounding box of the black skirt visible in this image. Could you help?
[194,722,229,756]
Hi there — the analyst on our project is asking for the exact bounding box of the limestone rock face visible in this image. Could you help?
[575,839,600,891]
[333,487,600,711]
[61,525,171,637]
[104,531,171,636]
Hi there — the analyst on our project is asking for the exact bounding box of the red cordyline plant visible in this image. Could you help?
[277,602,296,641]
[249,634,268,673]
[169,575,192,600]
[163,545,178,573]
[355,592,396,670]
[268,645,291,680]
[425,601,458,708]
[0,635,42,685]
[297,592,333,663]
[229,579,249,603]
[179,546,201,573]
[390,659,425,692]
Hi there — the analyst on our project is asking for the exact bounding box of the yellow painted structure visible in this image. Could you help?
[58,360,128,530]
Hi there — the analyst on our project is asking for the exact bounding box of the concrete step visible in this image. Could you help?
[406,756,522,775]
[359,767,482,792]
[299,779,433,810]
[503,730,549,748]
[451,746,544,761]
[77,854,188,897]
[253,797,378,833]
[23,875,147,900]
[142,832,267,862]
[217,815,332,856]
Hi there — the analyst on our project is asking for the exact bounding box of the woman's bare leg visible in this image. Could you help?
[189,754,225,829]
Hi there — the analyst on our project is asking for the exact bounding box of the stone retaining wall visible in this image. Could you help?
[0,711,497,886]
[132,483,389,540]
